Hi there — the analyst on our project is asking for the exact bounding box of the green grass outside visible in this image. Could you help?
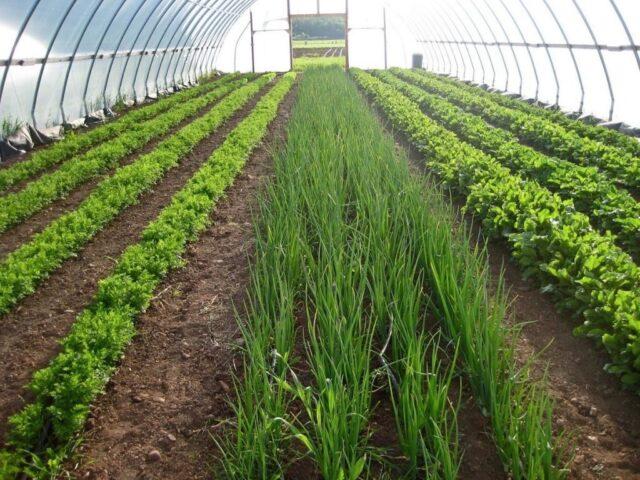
[292,39,345,49]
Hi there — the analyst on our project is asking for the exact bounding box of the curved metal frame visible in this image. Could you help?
[517,0,560,106]
[155,0,212,91]
[30,0,80,128]
[571,0,614,121]
[59,0,106,124]
[0,0,44,134]
[98,0,154,111]
[128,0,178,101]
[541,0,584,112]
[480,0,522,94]
[3,0,640,132]
[497,0,538,99]
[169,0,223,85]
[144,0,200,98]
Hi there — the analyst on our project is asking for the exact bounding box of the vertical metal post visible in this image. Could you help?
[542,0,584,113]
[31,0,79,128]
[572,0,614,120]
[345,0,350,70]
[0,0,43,129]
[287,0,294,71]
[383,7,388,69]
[518,0,560,106]
[610,0,640,75]
[250,11,255,73]
[59,0,105,124]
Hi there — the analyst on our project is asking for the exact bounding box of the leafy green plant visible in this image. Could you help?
[0,74,275,317]
[354,68,573,479]
[429,70,640,158]
[0,72,296,479]
[405,69,640,190]
[0,76,257,232]
[0,73,249,194]
[381,69,640,259]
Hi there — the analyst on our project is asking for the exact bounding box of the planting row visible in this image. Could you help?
[219,67,559,480]
[0,75,255,233]
[0,72,296,479]
[0,73,248,194]
[432,72,640,158]
[377,69,640,259]
[352,69,640,393]
[0,74,275,317]
[404,69,640,191]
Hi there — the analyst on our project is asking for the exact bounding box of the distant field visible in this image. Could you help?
[293,56,345,71]
[293,39,345,49]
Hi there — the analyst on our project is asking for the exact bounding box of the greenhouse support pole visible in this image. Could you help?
[59,0,105,125]
[609,0,640,74]
[98,0,151,112]
[456,0,495,87]
[498,0,538,100]
[572,0,614,120]
[146,0,199,98]
[157,0,208,90]
[250,11,255,73]
[0,0,43,133]
[163,1,213,87]
[518,0,560,106]
[383,7,388,69]
[209,0,254,72]
[287,0,294,71]
[469,0,508,91]
[31,0,79,129]
[129,0,178,103]
[183,0,233,83]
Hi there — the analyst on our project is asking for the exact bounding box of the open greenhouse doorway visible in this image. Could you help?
[291,14,347,70]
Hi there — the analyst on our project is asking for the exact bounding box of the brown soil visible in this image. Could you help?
[0,83,240,258]
[0,75,222,175]
[0,83,274,446]
[485,241,640,480]
[65,85,297,480]
[364,87,640,479]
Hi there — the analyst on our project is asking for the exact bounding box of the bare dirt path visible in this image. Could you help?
[67,86,297,480]
[0,84,273,446]
[484,241,640,480]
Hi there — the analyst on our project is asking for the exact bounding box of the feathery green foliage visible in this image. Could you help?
[0,74,250,194]
[0,72,296,480]
[0,74,274,317]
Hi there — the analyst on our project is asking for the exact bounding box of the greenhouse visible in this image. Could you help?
[0,0,639,478]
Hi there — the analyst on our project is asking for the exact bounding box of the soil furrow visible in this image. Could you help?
[67,86,296,480]
[0,85,241,259]
[0,82,274,446]
[373,92,640,479]
[485,242,640,480]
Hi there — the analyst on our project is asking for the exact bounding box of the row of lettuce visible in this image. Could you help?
[411,70,640,189]
[431,71,640,159]
[353,69,640,391]
[0,74,274,316]
[0,73,254,194]
[0,72,296,479]
[0,75,259,233]
[378,69,640,259]
[218,67,562,480]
